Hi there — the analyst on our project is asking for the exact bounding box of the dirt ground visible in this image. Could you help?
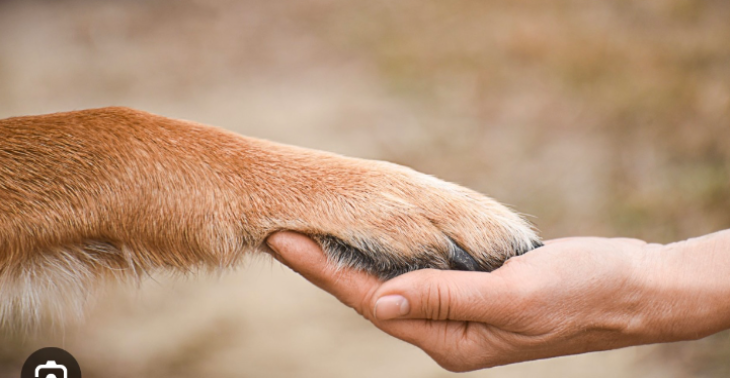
[1,0,728,377]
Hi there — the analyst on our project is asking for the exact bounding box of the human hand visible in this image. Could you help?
[266,231,728,371]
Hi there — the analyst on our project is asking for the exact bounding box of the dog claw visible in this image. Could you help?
[448,243,481,272]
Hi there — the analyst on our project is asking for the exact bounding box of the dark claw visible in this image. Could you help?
[448,243,481,272]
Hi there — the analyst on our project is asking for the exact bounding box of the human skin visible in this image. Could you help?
[266,230,730,372]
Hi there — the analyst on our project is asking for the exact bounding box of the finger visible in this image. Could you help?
[370,317,497,372]
[266,231,382,313]
[267,232,491,369]
[372,268,522,325]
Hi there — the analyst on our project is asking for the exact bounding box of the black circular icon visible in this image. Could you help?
[21,347,81,378]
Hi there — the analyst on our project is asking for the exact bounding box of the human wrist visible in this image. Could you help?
[639,232,730,342]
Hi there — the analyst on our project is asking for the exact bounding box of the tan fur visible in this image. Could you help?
[0,107,540,330]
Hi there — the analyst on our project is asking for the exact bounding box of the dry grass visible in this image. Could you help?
[0,0,728,376]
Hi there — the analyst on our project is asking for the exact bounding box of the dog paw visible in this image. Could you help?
[272,159,542,279]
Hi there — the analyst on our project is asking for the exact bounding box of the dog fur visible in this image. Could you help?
[0,107,541,330]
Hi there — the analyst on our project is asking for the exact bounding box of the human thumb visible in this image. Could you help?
[372,269,516,324]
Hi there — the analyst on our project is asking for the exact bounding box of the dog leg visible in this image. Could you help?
[0,107,541,329]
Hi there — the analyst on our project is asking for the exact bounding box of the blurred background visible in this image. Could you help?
[1,0,728,376]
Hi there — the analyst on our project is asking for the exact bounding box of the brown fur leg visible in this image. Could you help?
[0,107,541,329]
